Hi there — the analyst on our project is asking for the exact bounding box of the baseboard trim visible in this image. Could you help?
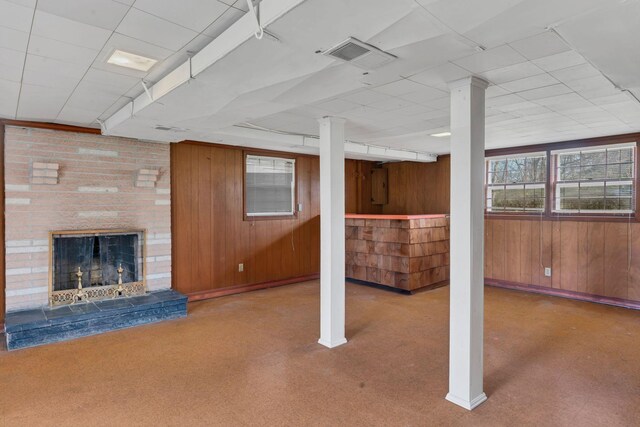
[317,337,348,348]
[485,279,640,311]
[445,392,487,410]
[186,274,320,302]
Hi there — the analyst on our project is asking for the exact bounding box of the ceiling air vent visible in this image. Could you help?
[155,125,188,132]
[322,37,396,70]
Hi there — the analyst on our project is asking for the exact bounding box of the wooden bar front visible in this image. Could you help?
[345,214,450,292]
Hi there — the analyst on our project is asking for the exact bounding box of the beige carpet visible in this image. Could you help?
[1,281,639,426]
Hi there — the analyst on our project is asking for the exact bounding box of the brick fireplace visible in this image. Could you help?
[3,126,172,312]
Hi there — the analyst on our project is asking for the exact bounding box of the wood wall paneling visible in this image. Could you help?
[371,167,388,205]
[381,156,450,215]
[171,139,640,305]
[485,218,639,304]
[0,124,5,324]
[172,142,326,296]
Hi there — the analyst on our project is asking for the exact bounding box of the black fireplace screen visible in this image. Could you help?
[52,232,142,291]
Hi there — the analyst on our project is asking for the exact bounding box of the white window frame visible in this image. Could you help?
[245,154,296,218]
[485,152,547,213]
[552,142,636,215]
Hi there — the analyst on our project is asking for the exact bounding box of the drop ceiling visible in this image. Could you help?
[1,0,639,157]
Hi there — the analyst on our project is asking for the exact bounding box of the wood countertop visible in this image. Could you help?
[344,213,448,220]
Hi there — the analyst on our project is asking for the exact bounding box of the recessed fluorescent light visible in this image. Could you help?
[431,132,451,137]
[107,50,157,72]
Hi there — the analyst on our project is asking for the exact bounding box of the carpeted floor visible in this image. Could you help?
[1,281,639,426]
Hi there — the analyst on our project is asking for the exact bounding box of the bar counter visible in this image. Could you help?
[345,214,450,292]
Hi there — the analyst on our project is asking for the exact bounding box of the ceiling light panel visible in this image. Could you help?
[107,50,157,72]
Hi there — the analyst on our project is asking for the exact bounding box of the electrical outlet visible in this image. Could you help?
[544,267,551,277]
[238,263,244,272]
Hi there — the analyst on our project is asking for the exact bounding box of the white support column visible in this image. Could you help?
[446,76,489,410]
[318,116,347,349]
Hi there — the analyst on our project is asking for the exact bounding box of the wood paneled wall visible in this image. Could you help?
[171,143,378,297]
[171,142,323,296]
[356,153,640,305]
[381,156,450,215]
[485,218,640,303]
[345,159,383,215]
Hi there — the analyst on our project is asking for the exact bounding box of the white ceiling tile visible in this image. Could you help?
[66,82,123,112]
[549,62,601,84]
[479,61,545,85]
[315,98,360,114]
[17,83,69,119]
[453,45,527,74]
[565,75,619,99]
[495,100,539,113]
[98,95,136,119]
[405,63,469,90]
[340,89,389,106]
[31,10,112,50]
[83,67,139,93]
[57,104,103,124]
[509,31,570,60]
[116,8,198,51]
[202,5,245,39]
[0,78,20,118]
[486,94,525,108]
[518,83,573,101]
[398,86,448,104]
[0,0,34,32]
[6,0,36,7]
[25,53,88,79]
[36,0,129,31]
[417,109,449,121]
[340,105,382,119]
[485,85,509,98]
[533,92,591,110]
[532,50,585,72]
[22,54,85,90]
[28,35,98,66]
[134,0,229,33]
[0,26,29,51]
[499,73,559,92]
[372,79,427,96]
[368,97,415,111]
[588,93,631,106]
[422,97,450,110]
[393,104,435,117]
[0,46,25,82]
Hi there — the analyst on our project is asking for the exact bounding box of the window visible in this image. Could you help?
[486,153,547,212]
[552,143,635,214]
[245,154,296,218]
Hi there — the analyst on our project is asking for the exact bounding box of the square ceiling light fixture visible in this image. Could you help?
[431,132,451,137]
[107,50,157,72]
[322,37,396,70]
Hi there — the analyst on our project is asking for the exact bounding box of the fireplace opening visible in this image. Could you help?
[50,230,145,305]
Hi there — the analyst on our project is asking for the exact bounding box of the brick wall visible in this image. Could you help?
[4,126,171,311]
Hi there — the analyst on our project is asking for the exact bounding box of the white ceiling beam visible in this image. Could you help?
[213,126,438,162]
[103,0,309,134]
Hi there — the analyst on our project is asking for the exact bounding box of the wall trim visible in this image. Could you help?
[0,123,4,323]
[186,274,319,302]
[0,119,101,134]
[178,139,319,158]
[486,279,640,311]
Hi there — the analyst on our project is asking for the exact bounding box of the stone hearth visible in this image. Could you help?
[4,290,187,350]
